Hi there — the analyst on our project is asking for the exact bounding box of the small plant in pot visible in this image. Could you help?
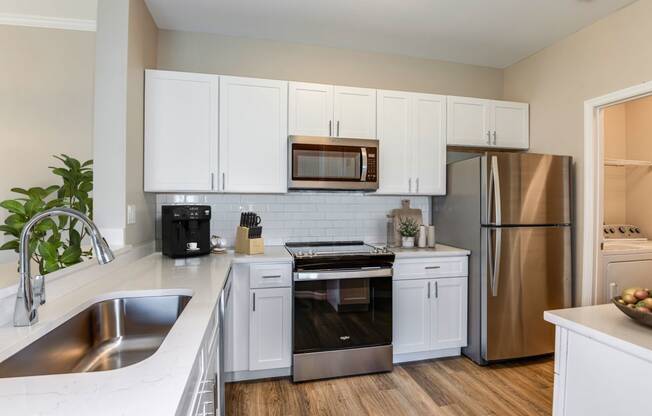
[398,217,419,248]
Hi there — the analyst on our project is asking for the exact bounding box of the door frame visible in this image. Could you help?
[582,80,652,305]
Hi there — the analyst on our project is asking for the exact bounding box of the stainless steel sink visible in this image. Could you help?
[0,294,191,378]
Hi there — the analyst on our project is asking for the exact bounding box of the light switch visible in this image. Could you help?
[127,205,136,225]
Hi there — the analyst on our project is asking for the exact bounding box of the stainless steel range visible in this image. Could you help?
[286,241,395,382]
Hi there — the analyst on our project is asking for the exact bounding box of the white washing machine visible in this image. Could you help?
[600,224,652,304]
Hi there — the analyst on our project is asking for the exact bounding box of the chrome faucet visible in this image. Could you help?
[14,207,115,327]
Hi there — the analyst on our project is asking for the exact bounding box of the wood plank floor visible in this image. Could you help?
[226,356,553,416]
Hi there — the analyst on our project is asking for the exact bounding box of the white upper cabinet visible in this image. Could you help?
[144,70,219,192]
[446,96,492,147]
[333,86,377,138]
[376,91,446,195]
[413,93,446,195]
[491,101,529,149]
[219,76,288,193]
[288,82,376,139]
[288,82,334,136]
[447,96,529,149]
[377,90,411,194]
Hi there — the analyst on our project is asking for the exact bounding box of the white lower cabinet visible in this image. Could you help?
[249,287,292,371]
[393,256,468,362]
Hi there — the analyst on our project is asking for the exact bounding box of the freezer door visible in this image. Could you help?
[482,226,572,361]
[483,153,571,226]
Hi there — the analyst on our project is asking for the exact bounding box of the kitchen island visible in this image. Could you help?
[0,247,291,416]
[545,304,652,415]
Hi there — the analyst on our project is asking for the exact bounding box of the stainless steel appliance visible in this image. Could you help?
[286,241,394,382]
[288,136,379,191]
[433,152,572,364]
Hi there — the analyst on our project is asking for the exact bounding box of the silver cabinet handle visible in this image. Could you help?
[487,131,491,145]
[425,266,440,270]
[409,178,412,193]
[493,131,497,145]
[222,172,225,191]
[252,292,256,311]
[435,281,439,298]
[262,275,281,279]
[211,173,215,190]
[337,120,340,137]
[329,120,332,136]
[427,281,431,299]
[416,178,419,193]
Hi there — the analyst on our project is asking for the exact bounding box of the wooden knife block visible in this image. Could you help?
[235,226,264,255]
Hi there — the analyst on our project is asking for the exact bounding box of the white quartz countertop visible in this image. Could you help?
[389,244,470,258]
[545,304,652,363]
[0,246,291,416]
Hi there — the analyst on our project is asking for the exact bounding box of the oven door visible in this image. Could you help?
[293,268,392,354]
[288,136,378,191]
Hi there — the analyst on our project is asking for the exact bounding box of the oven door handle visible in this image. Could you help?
[360,147,368,182]
[294,267,392,281]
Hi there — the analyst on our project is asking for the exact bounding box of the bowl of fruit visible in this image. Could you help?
[613,287,652,327]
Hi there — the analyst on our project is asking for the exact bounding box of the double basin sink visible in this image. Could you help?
[0,294,191,378]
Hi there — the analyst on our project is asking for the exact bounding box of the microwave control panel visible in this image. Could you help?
[365,147,377,182]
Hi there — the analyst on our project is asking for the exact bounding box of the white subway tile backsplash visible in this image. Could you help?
[155,193,430,248]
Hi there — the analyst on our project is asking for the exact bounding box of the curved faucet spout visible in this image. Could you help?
[14,207,115,327]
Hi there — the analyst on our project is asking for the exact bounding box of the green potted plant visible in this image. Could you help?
[0,154,93,275]
[398,217,419,248]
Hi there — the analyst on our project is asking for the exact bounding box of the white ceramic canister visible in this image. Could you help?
[427,226,436,248]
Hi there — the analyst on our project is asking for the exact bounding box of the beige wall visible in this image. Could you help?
[157,30,504,99]
[503,0,652,304]
[125,0,157,245]
[603,104,627,224]
[625,96,652,234]
[0,25,95,263]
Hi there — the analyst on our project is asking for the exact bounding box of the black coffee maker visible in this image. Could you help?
[161,205,211,258]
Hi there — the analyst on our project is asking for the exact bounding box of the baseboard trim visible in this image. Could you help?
[224,367,291,383]
[393,347,461,364]
[0,13,96,32]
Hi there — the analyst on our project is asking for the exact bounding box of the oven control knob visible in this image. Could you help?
[630,227,636,233]
[296,250,304,257]
[307,249,315,257]
[636,228,641,233]
[619,226,626,233]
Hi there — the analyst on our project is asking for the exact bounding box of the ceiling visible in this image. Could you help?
[0,0,97,21]
[145,0,635,68]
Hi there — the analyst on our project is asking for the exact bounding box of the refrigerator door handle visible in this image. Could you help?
[488,227,502,297]
[490,155,502,226]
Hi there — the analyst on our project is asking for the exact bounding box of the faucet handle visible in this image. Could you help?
[33,275,46,306]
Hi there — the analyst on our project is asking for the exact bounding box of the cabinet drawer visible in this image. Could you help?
[394,257,468,280]
[249,263,292,288]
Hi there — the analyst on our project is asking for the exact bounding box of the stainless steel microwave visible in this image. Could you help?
[288,136,379,191]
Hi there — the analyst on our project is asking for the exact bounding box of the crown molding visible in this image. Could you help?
[0,13,96,32]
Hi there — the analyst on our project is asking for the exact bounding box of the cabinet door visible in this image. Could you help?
[446,96,491,147]
[249,288,291,371]
[376,90,412,194]
[288,82,334,136]
[491,101,529,149]
[333,86,376,138]
[144,70,219,192]
[393,279,430,354]
[413,93,446,195]
[219,76,288,193]
[430,277,467,349]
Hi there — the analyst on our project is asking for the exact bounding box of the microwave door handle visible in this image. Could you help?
[360,148,368,182]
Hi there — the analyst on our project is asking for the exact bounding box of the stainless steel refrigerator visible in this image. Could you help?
[433,152,572,365]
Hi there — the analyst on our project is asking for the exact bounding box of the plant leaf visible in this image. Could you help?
[0,200,26,215]
[0,225,20,238]
[38,241,58,261]
[43,260,60,274]
[60,245,81,265]
[82,159,93,167]
[69,228,81,247]
[35,218,57,233]
[10,188,30,196]
[0,240,19,251]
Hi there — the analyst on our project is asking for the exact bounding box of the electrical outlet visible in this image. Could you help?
[127,205,136,225]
